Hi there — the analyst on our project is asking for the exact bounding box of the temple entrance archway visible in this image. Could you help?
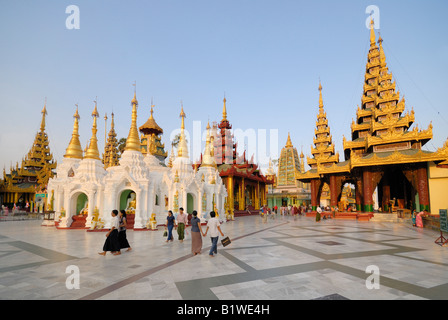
[72,192,88,215]
[377,167,416,212]
[187,193,195,214]
[119,189,136,213]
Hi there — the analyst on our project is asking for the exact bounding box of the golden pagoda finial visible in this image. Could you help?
[318,81,324,109]
[167,142,175,168]
[222,95,227,121]
[369,18,376,45]
[64,104,83,159]
[40,98,47,131]
[177,102,189,158]
[110,112,115,129]
[125,86,141,152]
[84,99,101,160]
[378,33,386,64]
[285,132,293,148]
[180,101,186,130]
[202,119,216,167]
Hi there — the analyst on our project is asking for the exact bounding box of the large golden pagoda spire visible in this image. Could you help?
[125,90,141,152]
[64,104,83,159]
[177,102,189,158]
[84,100,101,160]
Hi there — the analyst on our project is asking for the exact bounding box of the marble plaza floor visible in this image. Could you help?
[0,214,448,300]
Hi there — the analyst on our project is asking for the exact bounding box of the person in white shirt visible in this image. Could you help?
[98,210,121,256]
[203,211,224,257]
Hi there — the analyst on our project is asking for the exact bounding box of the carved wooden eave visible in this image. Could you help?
[367,123,433,148]
[349,147,447,168]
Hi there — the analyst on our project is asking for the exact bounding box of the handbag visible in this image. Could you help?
[221,236,231,247]
[163,229,167,237]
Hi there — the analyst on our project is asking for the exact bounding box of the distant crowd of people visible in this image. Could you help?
[99,207,226,258]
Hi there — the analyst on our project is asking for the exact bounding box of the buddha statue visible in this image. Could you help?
[126,192,136,214]
[146,213,157,230]
[90,206,104,230]
[79,199,89,215]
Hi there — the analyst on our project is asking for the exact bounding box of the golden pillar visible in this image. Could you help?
[255,182,260,210]
[239,178,246,210]
[227,176,234,218]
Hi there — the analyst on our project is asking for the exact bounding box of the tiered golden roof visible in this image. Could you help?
[0,102,56,197]
[307,82,339,169]
[296,20,448,182]
[343,19,431,160]
[139,103,168,160]
[103,112,120,168]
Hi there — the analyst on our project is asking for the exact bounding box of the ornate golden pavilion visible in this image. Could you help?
[296,20,448,213]
[0,104,57,208]
[139,102,168,162]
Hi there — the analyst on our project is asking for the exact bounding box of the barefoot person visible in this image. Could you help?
[99,210,121,256]
[190,210,203,255]
[203,211,224,257]
[118,210,132,252]
[177,207,188,242]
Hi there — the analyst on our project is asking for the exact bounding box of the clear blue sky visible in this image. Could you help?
[1,0,447,173]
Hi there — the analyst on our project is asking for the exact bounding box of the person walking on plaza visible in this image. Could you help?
[316,206,322,222]
[177,207,188,242]
[118,210,132,252]
[190,210,203,255]
[166,210,175,242]
[203,211,224,257]
[98,210,121,256]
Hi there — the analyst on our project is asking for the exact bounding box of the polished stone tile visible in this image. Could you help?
[1,216,448,300]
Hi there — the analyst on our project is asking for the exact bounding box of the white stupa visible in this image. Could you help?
[47,92,227,230]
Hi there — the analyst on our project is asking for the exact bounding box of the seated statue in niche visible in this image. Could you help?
[146,213,157,230]
[79,199,89,215]
[126,192,136,214]
[90,206,104,230]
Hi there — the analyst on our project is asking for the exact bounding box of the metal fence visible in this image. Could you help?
[0,211,44,222]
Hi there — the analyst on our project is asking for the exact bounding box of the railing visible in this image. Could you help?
[0,210,44,221]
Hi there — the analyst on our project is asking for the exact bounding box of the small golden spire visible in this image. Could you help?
[84,100,101,160]
[177,102,189,158]
[369,18,376,46]
[285,132,293,148]
[318,81,324,109]
[180,102,186,130]
[64,104,83,159]
[167,143,175,168]
[378,34,386,64]
[125,89,141,152]
[222,95,227,121]
[202,120,216,167]
[40,98,47,132]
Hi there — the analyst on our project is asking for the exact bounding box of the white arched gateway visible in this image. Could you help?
[46,94,227,230]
